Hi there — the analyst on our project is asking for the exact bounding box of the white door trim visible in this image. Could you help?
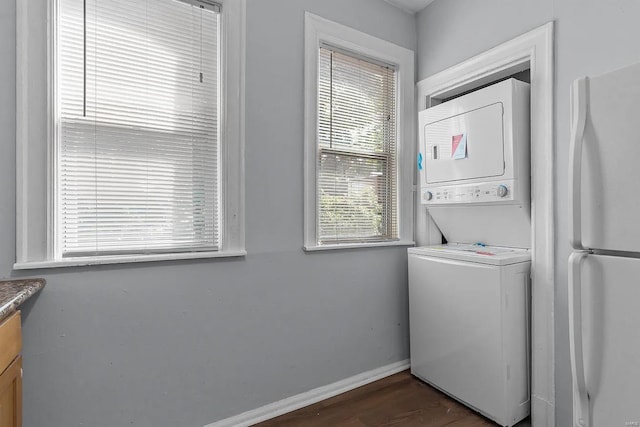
[416,22,555,427]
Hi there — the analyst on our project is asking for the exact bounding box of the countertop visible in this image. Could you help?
[0,278,45,322]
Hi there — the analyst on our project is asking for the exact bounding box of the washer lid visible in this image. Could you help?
[408,243,531,266]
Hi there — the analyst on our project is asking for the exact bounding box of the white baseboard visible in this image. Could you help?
[204,359,410,427]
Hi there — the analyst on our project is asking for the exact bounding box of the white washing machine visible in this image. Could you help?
[408,244,531,427]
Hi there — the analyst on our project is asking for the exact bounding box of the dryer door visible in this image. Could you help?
[422,102,505,184]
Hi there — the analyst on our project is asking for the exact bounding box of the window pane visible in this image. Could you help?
[58,0,220,256]
[317,46,397,244]
[318,152,390,242]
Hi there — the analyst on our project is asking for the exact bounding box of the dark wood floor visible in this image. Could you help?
[255,370,530,427]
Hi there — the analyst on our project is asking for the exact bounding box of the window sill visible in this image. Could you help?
[303,240,415,252]
[13,250,247,270]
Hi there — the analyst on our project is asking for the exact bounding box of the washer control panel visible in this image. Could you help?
[422,181,516,205]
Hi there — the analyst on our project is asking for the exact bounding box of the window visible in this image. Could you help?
[317,46,397,243]
[304,13,414,250]
[15,0,245,268]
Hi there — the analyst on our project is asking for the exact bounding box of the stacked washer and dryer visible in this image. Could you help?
[409,79,532,427]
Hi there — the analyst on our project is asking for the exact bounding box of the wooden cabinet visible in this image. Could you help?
[0,312,22,427]
[0,356,21,427]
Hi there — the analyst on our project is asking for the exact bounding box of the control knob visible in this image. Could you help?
[424,191,433,201]
[497,184,509,198]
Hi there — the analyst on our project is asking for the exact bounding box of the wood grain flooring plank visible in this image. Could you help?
[255,371,525,427]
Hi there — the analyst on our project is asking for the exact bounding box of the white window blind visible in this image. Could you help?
[317,46,398,244]
[57,0,221,257]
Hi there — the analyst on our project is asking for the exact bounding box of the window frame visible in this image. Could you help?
[303,12,415,251]
[15,0,246,269]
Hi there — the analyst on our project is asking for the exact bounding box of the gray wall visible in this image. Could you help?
[416,1,640,424]
[0,1,416,426]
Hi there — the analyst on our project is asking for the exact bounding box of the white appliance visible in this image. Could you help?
[569,62,640,427]
[409,78,533,425]
[418,78,531,248]
[408,244,531,426]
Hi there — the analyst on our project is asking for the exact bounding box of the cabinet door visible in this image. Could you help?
[0,312,21,374]
[0,356,22,427]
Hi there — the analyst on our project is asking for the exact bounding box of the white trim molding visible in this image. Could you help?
[13,250,247,270]
[15,0,246,269]
[303,240,415,252]
[416,22,555,427]
[204,359,410,427]
[303,12,415,252]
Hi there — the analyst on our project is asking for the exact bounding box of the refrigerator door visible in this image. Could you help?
[569,253,640,426]
[570,62,640,252]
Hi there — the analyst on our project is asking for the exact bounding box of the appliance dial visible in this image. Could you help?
[497,184,509,198]
[424,191,433,201]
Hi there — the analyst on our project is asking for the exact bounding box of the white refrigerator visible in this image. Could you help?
[569,61,640,427]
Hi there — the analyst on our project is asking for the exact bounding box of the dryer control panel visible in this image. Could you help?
[422,181,515,205]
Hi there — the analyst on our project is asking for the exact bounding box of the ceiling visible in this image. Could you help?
[383,0,435,14]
